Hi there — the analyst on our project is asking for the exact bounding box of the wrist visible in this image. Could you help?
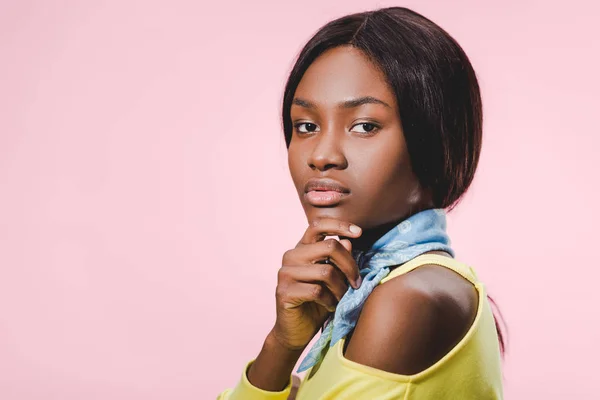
[246,330,304,392]
[266,328,308,354]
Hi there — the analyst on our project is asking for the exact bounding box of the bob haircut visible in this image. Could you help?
[281,6,482,211]
[280,6,505,353]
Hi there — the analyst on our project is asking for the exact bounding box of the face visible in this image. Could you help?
[288,45,431,232]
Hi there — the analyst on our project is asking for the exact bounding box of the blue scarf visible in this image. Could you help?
[296,208,454,373]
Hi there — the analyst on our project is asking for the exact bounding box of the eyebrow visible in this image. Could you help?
[292,96,392,110]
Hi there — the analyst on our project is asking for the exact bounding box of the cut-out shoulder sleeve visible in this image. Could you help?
[344,263,479,375]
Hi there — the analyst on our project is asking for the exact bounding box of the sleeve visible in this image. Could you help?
[216,359,293,400]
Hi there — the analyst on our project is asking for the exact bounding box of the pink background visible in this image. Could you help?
[1,1,598,398]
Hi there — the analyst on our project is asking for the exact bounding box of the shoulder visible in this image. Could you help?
[343,262,479,375]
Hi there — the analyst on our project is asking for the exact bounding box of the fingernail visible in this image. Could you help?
[355,276,363,288]
[349,224,361,234]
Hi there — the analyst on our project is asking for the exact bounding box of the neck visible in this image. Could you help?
[344,204,436,253]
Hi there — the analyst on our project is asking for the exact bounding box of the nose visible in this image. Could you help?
[307,127,348,171]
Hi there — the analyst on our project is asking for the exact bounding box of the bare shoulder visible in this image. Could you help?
[343,262,479,375]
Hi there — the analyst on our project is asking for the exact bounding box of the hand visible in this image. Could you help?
[271,218,363,351]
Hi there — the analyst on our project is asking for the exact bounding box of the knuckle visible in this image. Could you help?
[277,266,287,281]
[320,264,334,280]
[325,238,341,252]
[275,284,287,299]
[311,219,321,228]
[325,238,336,250]
[311,284,322,298]
[282,249,292,263]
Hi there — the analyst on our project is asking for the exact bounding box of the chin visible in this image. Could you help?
[304,205,349,221]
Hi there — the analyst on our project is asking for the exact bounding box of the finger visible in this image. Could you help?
[291,239,360,289]
[339,238,352,253]
[280,282,337,312]
[278,264,349,301]
[298,218,362,245]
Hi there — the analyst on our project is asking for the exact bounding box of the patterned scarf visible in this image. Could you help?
[296,208,454,373]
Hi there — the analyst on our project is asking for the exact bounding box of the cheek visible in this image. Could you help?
[350,146,416,205]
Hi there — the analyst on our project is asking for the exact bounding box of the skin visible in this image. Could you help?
[246,45,478,396]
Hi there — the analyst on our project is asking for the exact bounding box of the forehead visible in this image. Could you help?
[294,46,395,108]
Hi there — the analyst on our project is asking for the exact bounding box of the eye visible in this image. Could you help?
[294,122,319,134]
[351,122,380,134]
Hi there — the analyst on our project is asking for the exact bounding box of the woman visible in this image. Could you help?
[218,6,504,399]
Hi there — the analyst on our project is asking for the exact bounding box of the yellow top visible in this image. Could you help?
[217,254,503,400]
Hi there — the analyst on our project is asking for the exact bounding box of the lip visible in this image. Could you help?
[304,178,351,194]
[304,178,350,207]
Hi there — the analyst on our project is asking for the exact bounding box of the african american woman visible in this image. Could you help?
[218,6,504,400]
